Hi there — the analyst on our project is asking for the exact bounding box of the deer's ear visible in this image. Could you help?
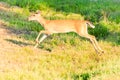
[36,10,41,14]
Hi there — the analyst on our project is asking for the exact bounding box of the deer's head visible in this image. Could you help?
[28,10,41,21]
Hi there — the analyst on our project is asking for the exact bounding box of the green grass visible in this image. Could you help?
[1,0,120,23]
[0,0,120,80]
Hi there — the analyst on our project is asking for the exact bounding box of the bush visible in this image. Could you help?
[1,0,120,23]
[89,23,109,39]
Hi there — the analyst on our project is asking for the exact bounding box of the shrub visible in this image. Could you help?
[89,23,109,39]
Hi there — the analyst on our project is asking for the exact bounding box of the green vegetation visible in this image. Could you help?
[1,0,120,22]
[0,0,120,80]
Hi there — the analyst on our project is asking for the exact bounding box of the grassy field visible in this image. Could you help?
[0,0,120,80]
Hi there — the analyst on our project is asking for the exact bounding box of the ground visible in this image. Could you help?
[0,13,48,73]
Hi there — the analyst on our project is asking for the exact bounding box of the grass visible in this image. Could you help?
[0,46,120,80]
[0,0,120,80]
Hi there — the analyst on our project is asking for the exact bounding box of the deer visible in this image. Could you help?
[28,11,104,54]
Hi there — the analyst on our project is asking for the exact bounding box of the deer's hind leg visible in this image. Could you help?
[90,35,104,53]
[77,25,103,53]
[81,33,103,53]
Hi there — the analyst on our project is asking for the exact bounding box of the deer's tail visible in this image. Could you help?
[86,21,95,28]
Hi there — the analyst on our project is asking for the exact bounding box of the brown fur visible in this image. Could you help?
[28,11,104,53]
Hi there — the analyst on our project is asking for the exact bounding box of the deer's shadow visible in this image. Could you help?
[5,39,34,47]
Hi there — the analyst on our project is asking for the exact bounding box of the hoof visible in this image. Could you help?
[98,51,104,56]
[34,43,39,48]
[101,50,104,54]
[96,51,104,55]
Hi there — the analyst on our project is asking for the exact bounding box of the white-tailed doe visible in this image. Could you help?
[28,11,104,53]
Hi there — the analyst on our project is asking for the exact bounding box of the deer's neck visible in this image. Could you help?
[38,16,46,26]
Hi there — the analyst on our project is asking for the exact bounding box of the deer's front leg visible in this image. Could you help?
[34,30,50,48]
[35,30,49,43]
[34,34,48,48]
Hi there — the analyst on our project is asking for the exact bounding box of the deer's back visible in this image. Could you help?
[44,20,86,33]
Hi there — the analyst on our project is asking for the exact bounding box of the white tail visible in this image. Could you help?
[86,21,95,28]
[28,11,104,54]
